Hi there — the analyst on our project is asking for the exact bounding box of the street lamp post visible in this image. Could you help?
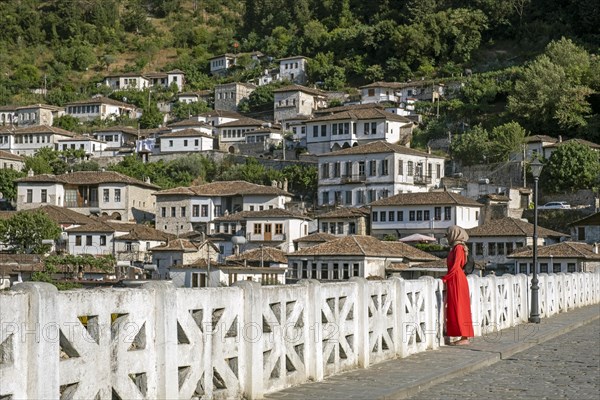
[529,159,543,323]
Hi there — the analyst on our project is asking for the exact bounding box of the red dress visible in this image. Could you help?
[442,244,474,337]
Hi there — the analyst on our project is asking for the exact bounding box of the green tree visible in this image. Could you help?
[139,104,164,128]
[508,38,596,133]
[450,125,491,166]
[488,122,527,162]
[53,115,80,132]
[0,210,62,254]
[539,141,600,193]
[171,100,210,120]
[0,169,26,202]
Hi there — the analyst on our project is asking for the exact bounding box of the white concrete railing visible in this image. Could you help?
[1,272,599,399]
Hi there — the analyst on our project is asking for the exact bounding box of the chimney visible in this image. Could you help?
[594,243,599,254]
[283,178,288,192]
[27,168,34,177]
[427,146,431,154]
[145,176,151,184]
[271,180,277,188]
[558,135,562,143]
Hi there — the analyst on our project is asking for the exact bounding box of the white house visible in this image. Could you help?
[158,129,213,153]
[15,104,64,127]
[65,97,140,122]
[273,85,327,122]
[217,117,267,151]
[317,207,370,236]
[92,126,150,149]
[0,125,75,156]
[208,54,237,75]
[56,135,108,156]
[467,217,566,274]
[112,223,174,267]
[214,82,256,111]
[305,107,414,154]
[244,126,283,149]
[175,90,212,104]
[103,70,185,92]
[369,191,483,239]
[286,235,439,281]
[150,238,219,281]
[278,56,308,85]
[197,109,242,128]
[65,220,115,256]
[509,241,600,274]
[317,141,445,207]
[213,208,311,253]
[15,170,159,222]
[153,180,293,235]
[360,81,445,105]
[0,150,24,171]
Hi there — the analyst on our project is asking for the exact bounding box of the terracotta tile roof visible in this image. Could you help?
[293,232,337,243]
[570,212,600,227]
[289,235,440,260]
[0,254,44,273]
[16,171,160,189]
[525,135,558,143]
[160,128,212,138]
[217,117,266,128]
[370,191,482,207]
[318,140,444,159]
[467,217,567,238]
[273,85,325,96]
[155,180,291,197]
[309,108,412,124]
[0,125,75,137]
[66,220,115,233]
[508,242,600,260]
[65,96,137,109]
[318,207,370,219]
[227,247,288,264]
[105,221,176,242]
[0,150,24,161]
[167,118,213,128]
[545,138,600,149]
[35,205,96,225]
[314,103,385,115]
[150,238,198,252]
[16,104,63,111]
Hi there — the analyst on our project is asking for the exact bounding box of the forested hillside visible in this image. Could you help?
[0,1,598,142]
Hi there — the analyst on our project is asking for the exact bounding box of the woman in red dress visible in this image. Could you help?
[442,225,474,345]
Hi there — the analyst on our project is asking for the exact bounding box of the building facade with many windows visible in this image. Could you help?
[317,141,445,207]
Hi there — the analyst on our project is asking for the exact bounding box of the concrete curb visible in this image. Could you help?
[379,305,600,399]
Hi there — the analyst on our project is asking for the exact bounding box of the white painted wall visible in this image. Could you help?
[4,273,598,399]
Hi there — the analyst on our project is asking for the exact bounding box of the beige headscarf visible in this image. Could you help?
[447,225,469,257]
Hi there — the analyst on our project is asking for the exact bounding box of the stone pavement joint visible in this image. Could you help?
[264,304,600,400]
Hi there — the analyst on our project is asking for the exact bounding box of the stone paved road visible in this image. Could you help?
[409,318,600,400]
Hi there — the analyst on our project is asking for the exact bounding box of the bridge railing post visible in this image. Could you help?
[142,281,178,398]
[12,282,60,400]
[350,277,370,369]
[234,280,264,399]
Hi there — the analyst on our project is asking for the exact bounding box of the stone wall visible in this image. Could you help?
[1,273,599,399]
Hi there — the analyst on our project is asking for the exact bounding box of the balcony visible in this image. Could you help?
[341,174,367,183]
[413,175,432,185]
